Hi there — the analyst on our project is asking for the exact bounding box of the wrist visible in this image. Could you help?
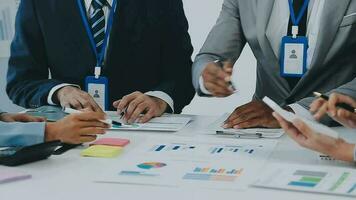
[154,97,168,114]
[331,140,355,162]
[54,86,75,104]
[45,122,60,142]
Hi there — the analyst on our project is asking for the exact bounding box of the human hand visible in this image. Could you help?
[273,112,355,162]
[0,113,45,123]
[45,112,109,144]
[223,100,280,129]
[310,93,356,128]
[113,92,167,124]
[55,86,103,112]
[201,61,234,97]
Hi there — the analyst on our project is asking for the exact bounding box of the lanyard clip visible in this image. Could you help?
[94,66,101,79]
[292,25,299,39]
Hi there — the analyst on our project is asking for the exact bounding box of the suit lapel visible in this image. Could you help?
[256,0,278,67]
[288,0,351,97]
[309,0,351,69]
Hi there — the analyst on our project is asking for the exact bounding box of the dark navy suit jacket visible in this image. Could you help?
[7,0,194,112]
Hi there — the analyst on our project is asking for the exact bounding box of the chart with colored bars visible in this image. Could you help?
[119,162,167,178]
[209,145,258,155]
[288,170,326,188]
[183,167,243,182]
[151,143,196,152]
[253,164,356,197]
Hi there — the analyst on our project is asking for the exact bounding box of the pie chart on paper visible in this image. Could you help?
[137,162,167,170]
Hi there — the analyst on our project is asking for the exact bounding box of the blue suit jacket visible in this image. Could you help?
[7,0,194,112]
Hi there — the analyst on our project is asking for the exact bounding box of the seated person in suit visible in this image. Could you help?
[7,0,194,124]
[192,0,356,129]
[274,93,356,162]
[0,110,109,147]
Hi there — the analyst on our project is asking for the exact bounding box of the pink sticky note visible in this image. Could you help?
[90,138,130,147]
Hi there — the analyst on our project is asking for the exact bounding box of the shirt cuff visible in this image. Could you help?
[288,103,315,121]
[0,122,45,147]
[145,91,174,113]
[47,84,81,105]
[199,76,212,95]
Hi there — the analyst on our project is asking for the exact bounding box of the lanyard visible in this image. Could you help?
[288,0,309,38]
[77,0,118,78]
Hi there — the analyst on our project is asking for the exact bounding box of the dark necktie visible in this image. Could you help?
[285,0,308,90]
[90,0,109,54]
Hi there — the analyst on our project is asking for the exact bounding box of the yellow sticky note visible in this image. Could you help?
[81,145,123,158]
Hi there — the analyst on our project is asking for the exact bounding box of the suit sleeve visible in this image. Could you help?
[6,0,64,108]
[297,78,356,126]
[192,0,246,95]
[154,0,195,113]
[0,122,45,147]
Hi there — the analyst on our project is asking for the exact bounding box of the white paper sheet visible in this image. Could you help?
[253,163,356,197]
[208,113,284,139]
[106,112,192,132]
[96,138,278,191]
[263,97,339,138]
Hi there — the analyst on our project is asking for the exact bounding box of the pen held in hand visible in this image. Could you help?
[63,107,122,127]
[313,92,356,113]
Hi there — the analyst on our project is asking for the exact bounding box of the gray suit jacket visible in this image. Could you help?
[193,0,356,124]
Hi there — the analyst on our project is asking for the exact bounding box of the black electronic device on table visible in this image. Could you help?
[0,141,62,166]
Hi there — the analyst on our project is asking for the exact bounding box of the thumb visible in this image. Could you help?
[113,100,121,108]
[222,61,234,73]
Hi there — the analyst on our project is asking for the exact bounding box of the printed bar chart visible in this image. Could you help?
[209,145,257,155]
[151,143,196,152]
[288,170,327,188]
[183,167,243,182]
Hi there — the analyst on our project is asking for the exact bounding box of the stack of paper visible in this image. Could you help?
[107,112,192,132]
[208,113,284,139]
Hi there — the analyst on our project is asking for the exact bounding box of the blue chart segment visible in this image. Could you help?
[183,167,243,182]
[348,183,356,194]
[137,162,167,170]
[151,143,196,152]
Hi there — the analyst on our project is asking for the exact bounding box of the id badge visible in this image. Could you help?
[280,36,308,77]
[85,76,109,111]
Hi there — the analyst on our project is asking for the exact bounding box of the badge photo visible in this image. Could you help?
[280,36,308,78]
[85,76,109,111]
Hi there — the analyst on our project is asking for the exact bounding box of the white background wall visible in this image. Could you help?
[0,0,257,115]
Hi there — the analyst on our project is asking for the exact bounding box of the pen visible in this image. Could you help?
[63,107,122,127]
[119,107,127,120]
[214,59,236,91]
[313,92,356,113]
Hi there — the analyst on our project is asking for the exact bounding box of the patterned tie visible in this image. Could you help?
[90,0,108,54]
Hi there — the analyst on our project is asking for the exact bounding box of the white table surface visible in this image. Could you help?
[0,115,355,200]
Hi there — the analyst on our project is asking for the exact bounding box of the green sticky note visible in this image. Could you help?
[81,145,123,158]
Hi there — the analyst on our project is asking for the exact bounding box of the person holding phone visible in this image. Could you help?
[274,93,356,162]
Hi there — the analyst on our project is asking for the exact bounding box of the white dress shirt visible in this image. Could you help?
[48,0,174,112]
[199,0,325,119]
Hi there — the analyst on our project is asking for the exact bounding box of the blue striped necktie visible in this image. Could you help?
[90,0,109,54]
